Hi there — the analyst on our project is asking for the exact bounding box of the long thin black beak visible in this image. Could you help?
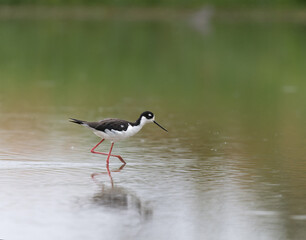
[153,120,168,132]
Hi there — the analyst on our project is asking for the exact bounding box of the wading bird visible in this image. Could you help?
[70,111,168,164]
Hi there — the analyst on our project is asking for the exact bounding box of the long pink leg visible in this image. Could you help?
[91,163,126,180]
[91,139,105,153]
[106,142,114,165]
[106,162,114,187]
[90,139,126,164]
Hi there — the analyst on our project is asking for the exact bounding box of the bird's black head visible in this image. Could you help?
[139,111,168,132]
[141,111,154,120]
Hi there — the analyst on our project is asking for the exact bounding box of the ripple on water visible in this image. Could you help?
[290,215,306,220]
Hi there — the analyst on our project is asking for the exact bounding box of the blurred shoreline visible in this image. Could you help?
[0,5,306,24]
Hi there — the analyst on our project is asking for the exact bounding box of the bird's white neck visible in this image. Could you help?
[138,116,154,127]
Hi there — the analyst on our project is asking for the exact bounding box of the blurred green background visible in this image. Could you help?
[1,1,306,239]
[1,0,306,7]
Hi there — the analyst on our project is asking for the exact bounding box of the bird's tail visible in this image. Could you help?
[69,118,85,125]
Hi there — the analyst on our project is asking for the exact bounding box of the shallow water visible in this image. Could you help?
[1,17,306,240]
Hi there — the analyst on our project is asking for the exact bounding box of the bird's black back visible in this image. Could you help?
[88,119,132,132]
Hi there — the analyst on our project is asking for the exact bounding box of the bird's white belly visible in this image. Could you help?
[93,124,142,141]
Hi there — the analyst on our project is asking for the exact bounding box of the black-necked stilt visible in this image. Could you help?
[69,111,168,165]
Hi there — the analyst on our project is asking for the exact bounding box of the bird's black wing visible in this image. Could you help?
[87,119,130,132]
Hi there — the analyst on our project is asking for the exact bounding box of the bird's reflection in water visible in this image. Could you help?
[91,164,152,220]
